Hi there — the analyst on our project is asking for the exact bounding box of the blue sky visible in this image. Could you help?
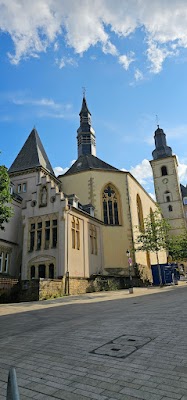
[1,0,187,198]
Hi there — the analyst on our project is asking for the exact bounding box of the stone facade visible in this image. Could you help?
[0,97,170,287]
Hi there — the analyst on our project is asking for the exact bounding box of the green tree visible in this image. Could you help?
[0,165,13,230]
[168,231,187,261]
[135,209,170,285]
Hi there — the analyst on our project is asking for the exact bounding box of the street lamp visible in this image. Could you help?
[126,250,133,294]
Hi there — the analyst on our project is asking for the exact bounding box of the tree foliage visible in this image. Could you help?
[168,231,187,261]
[0,165,13,230]
[135,209,170,254]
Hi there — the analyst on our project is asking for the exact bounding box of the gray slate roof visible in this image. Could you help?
[8,128,54,175]
[63,154,119,176]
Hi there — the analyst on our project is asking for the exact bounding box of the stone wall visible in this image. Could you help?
[39,279,63,300]
[0,274,151,303]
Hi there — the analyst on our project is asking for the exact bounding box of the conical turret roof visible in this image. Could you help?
[79,96,91,116]
[8,128,54,175]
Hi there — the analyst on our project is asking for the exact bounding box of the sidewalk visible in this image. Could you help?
[0,282,186,316]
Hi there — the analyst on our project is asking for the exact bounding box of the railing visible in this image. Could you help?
[6,368,20,400]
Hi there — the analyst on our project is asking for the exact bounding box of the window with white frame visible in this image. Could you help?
[0,251,10,273]
[17,184,21,193]
[22,183,27,192]
[4,253,9,273]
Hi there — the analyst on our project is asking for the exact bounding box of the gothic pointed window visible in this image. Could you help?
[161,166,168,176]
[102,184,120,225]
[137,194,144,232]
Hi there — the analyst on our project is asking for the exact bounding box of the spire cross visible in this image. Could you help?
[155,115,159,128]
[82,86,86,98]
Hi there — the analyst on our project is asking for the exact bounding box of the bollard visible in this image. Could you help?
[6,368,20,400]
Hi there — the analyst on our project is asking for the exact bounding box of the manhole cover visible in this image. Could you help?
[91,334,152,359]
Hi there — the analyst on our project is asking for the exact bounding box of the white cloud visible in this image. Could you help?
[102,41,119,56]
[149,192,156,201]
[178,161,187,183]
[53,166,68,176]
[56,56,78,69]
[128,157,187,195]
[146,39,175,73]
[12,97,62,108]
[134,68,144,81]
[5,92,74,119]
[129,158,153,185]
[118,52,135,70]
[54,159,76,177]
[0,0,187,73]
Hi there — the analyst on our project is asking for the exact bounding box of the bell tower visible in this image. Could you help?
[150,126,186,234]
[77,95,96,157]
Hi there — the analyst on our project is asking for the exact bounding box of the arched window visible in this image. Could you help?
[137,194,144,231]
[49,264,54,279]
[31,265,35,279]
[102,184,120,225]
[39,264,46,278]
[161,166,168,176]
[168,205,173,212]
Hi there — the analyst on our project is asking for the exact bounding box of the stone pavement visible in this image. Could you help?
[1,284,187,400]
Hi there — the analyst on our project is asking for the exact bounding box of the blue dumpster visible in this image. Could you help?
[151,263,178,285]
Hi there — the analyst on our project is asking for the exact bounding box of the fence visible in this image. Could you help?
[6,368,20,400]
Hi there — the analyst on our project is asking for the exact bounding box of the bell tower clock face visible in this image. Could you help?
[162,178,168,184]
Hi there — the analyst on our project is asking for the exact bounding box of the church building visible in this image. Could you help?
[0,96,167,283]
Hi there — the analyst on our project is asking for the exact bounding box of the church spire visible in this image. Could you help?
[77,95,96,157]
[152,125,172,160]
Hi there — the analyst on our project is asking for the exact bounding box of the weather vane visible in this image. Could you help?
[155,114,159,128]
[82,86,86,97]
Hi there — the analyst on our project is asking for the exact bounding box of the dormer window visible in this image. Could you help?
[161,166,168,176]
[183,197,187,205]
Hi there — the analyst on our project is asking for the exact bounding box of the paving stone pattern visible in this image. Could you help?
[1,286,187,399]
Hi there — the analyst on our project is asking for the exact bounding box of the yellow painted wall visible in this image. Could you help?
[61,169,167,278]
[127,174,167,281]
[61,170,133,273]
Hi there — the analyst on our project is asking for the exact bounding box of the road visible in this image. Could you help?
[1,285,187,400]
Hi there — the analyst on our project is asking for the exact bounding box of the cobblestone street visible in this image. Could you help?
[1,285,187,400]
